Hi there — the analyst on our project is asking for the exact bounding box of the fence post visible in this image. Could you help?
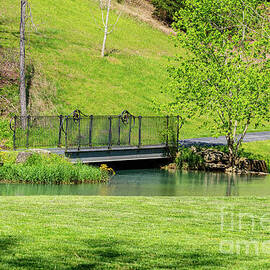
[89,115,93,148]
[177,115,180,150]
[166,115,169,147]
[65,117,68,152]
[117,115,121,145]
[108,116,112,149]
[128,116,132,145]
[138,116,142,148]
[78,116,81,151]
[58,115,63,148]
[26,115,30,149]
[13,116,17,150]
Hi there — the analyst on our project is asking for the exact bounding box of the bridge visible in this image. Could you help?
[10,110,181,163]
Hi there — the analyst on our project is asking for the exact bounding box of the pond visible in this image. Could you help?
[0,169,269,196]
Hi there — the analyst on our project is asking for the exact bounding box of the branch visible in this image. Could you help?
[235,115,251,153]
[25,1,37,32]
[107,0,126,34]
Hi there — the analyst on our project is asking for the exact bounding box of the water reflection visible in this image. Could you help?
[0,169,269,196]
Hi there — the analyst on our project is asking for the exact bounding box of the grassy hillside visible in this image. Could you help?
[0,0,180,116]
[0,0,268,146]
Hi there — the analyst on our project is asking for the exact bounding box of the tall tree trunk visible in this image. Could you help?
[101,0,111,57]
[20,0,27,121]
[226,135,236,168]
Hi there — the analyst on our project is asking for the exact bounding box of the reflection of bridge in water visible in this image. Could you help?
[10,110,182,163]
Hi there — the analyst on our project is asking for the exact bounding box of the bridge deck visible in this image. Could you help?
[62,144,172,164]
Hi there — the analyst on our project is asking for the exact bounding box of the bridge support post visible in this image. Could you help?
[58,115,63,148]
[138,116,142,148]
[65,117,68,152]
[78,116,81,151]
[117,115,121,145]
[89,115,93,148]
[108,116,112,149]
[128,116,132,145]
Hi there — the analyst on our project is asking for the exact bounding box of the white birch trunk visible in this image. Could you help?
[101,0,111,57]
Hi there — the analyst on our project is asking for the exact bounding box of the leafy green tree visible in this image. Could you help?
[165,0,270,167]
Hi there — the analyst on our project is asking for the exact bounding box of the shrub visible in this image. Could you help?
[175,147,204,170]
[151,0,185,25]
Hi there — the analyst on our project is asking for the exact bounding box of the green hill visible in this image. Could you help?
[1,0,181,116]
[0,0,269,149]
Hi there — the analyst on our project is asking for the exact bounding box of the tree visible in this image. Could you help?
[19,0,36,121]
[164,0,270,167]
[94,0,124,57]
[20,0,27,118]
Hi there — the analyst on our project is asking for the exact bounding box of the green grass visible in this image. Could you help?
[0,196,270,269]
[0,0,180,116]
[241,141,270,170]
[242,141,270,160]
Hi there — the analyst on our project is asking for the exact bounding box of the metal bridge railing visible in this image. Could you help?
[10,110,182,150]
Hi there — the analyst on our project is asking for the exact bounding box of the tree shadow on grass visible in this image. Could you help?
[68,238,240,270]
[0,236,257,269]
[0,235,18,255]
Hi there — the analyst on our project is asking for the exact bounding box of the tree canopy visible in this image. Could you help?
[164,0,270,166]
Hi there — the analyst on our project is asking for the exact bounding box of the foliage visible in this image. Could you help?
[151,0,185,25]
[100,163,115,175]
[175,147,204,170]
[0,151,17,164]
[165,0,270,165]
[0,152,109,183]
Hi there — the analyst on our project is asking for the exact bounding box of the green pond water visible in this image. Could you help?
[0,169,269,196]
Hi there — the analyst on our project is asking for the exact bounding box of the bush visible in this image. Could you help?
[151,0,185,25]
[175,147,204,170]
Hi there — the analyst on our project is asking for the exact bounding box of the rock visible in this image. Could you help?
[30,149,51,154]
[16,152,33,164]
[200,149,229,164]
[204,162,227,171]
[235,158,268,174]
[161,163,178,171]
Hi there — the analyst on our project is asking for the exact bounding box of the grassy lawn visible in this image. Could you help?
[241,141,270,170]
[0,196,270,269]
[242,141,270,160]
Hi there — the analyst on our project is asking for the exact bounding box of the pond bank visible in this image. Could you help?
[173,146,269,175]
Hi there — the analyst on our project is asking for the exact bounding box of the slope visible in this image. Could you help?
[0,0,180,116]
